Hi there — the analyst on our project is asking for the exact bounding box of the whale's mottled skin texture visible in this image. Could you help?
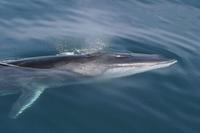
[0,52,177,118]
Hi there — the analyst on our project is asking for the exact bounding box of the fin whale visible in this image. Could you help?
[0,52,177,118]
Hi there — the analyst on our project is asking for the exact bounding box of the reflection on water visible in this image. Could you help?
[0,0,200,133]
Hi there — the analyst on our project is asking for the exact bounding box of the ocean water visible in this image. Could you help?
[0,0,200,133]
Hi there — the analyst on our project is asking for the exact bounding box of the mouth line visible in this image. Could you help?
[110,59,177,67]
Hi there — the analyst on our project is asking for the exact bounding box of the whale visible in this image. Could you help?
[0,52,177,118]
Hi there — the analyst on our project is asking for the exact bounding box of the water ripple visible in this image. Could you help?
[0,0,200,133]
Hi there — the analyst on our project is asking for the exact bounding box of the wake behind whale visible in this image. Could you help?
[0,52,177,118]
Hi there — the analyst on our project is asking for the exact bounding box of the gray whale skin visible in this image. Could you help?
[0,52,177,118]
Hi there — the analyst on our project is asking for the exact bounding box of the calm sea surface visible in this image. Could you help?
[0,0,200,133]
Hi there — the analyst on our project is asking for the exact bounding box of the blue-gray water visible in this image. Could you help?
[0,0,200,133]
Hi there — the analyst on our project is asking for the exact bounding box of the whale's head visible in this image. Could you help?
[97,52,177,78]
